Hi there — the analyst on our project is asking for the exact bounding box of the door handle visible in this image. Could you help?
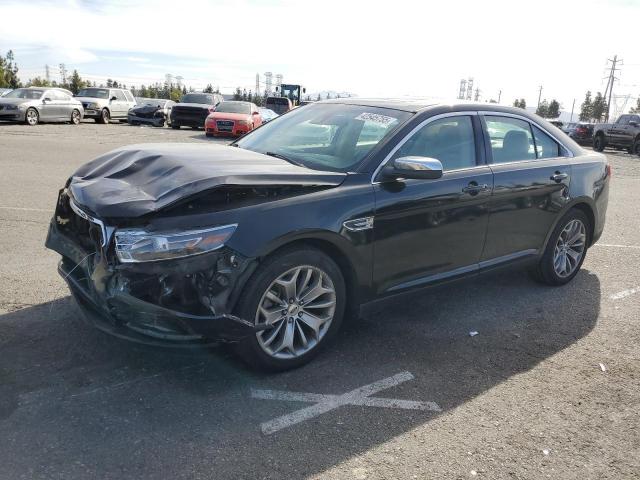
[550,171,568,183]
[462,182,489,193]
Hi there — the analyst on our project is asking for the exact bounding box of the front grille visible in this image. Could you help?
[82,102,90,108]
[135,110,157,119]
[0,105,4,111]
[216,120,234,132]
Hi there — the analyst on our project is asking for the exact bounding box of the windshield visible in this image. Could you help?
[4,88,44,99]
[136,97,166,107]
[77,88,110,99]
[181,93,213,104]
[216,102,251,114]
[235,104,411,172]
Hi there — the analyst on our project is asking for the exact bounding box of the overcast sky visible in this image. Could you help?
[2,0,639,111]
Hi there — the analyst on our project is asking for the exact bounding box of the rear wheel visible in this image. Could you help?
[25,108,39,126]
[70,109,81,125]
[593,135,605,152]
[97,108,110,124]
[531,209,590,286]
[235,247,346,371]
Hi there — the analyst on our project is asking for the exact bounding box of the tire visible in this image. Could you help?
[633,139,640,157]
[205,132,213,137]
[593,135,605,152]
[191,126,199,130]
[70,109,81,125]
[531,209,590,286]
[97,108,110,124]
[25,107,39,126]
[235,247,346,371]
[171,124,180,130]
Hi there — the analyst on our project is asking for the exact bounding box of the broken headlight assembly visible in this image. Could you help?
[114,224,237,263]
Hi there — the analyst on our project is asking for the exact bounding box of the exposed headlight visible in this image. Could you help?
[87,102,100,109]
[114,224,237,263]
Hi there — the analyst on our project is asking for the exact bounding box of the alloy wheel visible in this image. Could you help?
[255,266,336,359]
[71,109,80,125]
[26,108,38,126]
[553,219,586,278]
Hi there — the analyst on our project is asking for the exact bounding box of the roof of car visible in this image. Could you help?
[320,97,537,115]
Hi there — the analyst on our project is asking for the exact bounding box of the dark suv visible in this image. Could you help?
[46,100,610,371]
[170,92,223,129]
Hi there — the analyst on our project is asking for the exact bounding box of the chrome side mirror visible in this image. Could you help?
[382,156,443,180]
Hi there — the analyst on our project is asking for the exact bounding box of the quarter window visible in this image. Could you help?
[113,90,126,101]
[485,116,536,163]
[123,91,134,102]
[392,116,476,171]
[532,125,560,158]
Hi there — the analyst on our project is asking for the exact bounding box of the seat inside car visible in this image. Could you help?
[499,130,534,163]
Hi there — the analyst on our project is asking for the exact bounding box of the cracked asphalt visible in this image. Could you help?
[1,122,639,479]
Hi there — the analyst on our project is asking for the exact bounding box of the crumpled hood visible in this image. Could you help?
[130,104,163,115]
[68,143,346,219]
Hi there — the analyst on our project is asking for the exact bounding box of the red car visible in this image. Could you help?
[205,101,262,137]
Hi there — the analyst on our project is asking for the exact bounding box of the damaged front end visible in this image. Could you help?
[45,187,260,347]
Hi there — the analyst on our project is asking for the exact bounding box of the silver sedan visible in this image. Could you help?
[0,87,84,126]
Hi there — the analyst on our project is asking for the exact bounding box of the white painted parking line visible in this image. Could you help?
[610,287,640,301]
[594,243,640,250]
[251,371,441,435]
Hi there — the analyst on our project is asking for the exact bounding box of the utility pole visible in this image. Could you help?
[59,63,67,85]
[45,64,50,83]
[603,55,622,122]
[570,98,575,122]
[474,88,480,102]
[497,89,502,104]
[537,85,543,108]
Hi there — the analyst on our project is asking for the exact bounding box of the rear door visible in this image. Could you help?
[372,113,494,293]
[111,90,127,118]
[480,113,572,263]
[612,115,629,146]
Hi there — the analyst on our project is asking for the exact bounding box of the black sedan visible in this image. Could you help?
[128,98,175,127]
[45,100,610,371]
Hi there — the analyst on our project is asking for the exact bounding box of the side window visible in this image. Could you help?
[392,116,476,171]
[123,91,134,102]
[618,115,629,125]
[485,116,535,163]
[532,125,561,159]
[114,90,126,101]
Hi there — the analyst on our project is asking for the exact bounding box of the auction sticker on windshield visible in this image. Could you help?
[355,112,398,126]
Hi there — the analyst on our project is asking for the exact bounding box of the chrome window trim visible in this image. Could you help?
[479,110,575,159]
[371,111,479,184]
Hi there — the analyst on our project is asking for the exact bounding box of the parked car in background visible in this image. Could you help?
[205,101,262,137]
[0,88,12,97]
[265,96,293,115]
[46,100,609,371]
[128,98,175,127]
[171,92,223,130]
[258,107,278,123]
[75,87,136,124]
[561,122,577,134]
[567,122,595,146]
[593,114,640,155]
[549,120,563,129]
[0,87,83,125]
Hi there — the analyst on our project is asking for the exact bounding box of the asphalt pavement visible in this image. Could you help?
[1,122,639,479]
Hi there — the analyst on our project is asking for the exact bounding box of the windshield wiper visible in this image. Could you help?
[265,151,304,167]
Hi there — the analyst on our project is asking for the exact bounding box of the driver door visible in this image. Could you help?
[372,113,493,294]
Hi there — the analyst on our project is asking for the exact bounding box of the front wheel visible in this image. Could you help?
[235,247,346,371]
[633,139,640,157]
[25,108,39,126]
[70,109,81,125]
[593,135,605,152]
[97,108,110,124]
[171,124,180,130]
[531,209,590,286]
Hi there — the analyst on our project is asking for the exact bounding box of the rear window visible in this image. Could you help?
[180,93,214,104]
